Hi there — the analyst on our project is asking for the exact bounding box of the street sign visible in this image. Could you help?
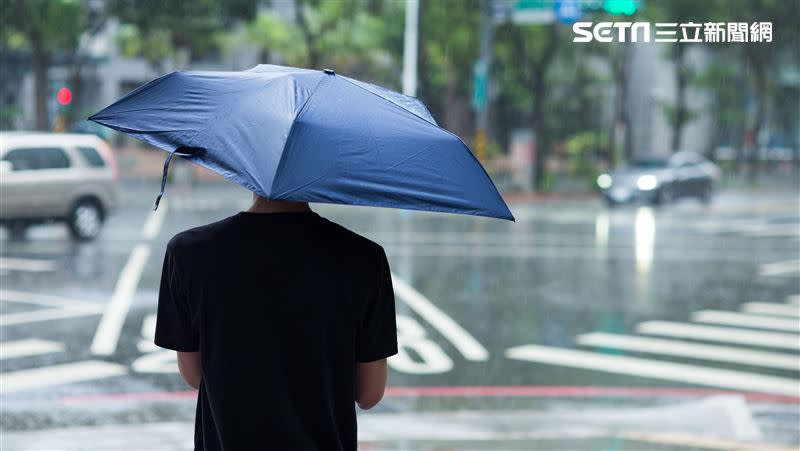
[472,60,488,112]
[512,0,555,24]
[602,0,639,15]
[554,0,582,24]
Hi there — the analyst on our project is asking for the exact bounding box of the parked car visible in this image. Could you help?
[0,132,119,241]
[597,152,720,206]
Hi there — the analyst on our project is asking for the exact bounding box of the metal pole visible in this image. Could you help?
[402,0,419,97]
[474,0,493,161]
[399,0,420,283]
[477,0,492,132]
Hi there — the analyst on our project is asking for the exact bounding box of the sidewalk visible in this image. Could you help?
[1,396,796,450]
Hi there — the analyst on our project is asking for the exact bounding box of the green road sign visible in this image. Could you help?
[472,60,488,112]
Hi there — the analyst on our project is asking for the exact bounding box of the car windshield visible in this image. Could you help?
[628,158,668,169]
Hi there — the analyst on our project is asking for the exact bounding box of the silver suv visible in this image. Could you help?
[0,132,119,241]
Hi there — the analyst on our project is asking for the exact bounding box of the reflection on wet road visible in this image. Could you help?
[1,182,798,449]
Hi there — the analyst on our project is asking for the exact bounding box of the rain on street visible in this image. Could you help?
[1,181,798,449]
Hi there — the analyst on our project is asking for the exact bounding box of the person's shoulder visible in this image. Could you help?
[166,216,235,254]
[318,216,385,257]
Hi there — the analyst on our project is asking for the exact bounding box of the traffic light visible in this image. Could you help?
[602,0,638,15]
[56,87,72,106]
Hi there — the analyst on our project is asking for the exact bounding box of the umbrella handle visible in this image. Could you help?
[153,146,203,211]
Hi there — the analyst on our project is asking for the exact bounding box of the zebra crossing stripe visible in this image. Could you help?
[742,302,799,318]
[576,332,799,371]
[505,344,799,396]
[0,305,105,326]
[0,258,56,273]
[636,321,800,351]
[0,360,127,394]
[788,295,800,306]
[691,310,800,332]
[0,339,64,360]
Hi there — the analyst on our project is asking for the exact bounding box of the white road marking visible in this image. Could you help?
[637,321,800,351]
[391,273,489,362]
[759,260,800,277]
[389,315,453,374]
[0,305,105,326]
[0,339,65,360]
[742,302,800,318]
[90,244,151,356]
[132,349,178,374]
[505,344,799,396]
[0,257,56,273]
[0,289,99,309]
[788,295,800,306]
[618,431,796,451]
[142,202,168,240]
[691,310,800,332]
[576,332,799,371]
[0,360,127,393]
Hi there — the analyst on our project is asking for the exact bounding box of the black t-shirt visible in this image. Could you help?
[155,211,398,451]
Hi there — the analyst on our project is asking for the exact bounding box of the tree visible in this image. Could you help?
[648,0,717,153]
[1,0,86,130]
[110,0,256,70]
[494,23,561,190]
[417,0,482,138]
[241,1,401,82]
[699,0,800,175]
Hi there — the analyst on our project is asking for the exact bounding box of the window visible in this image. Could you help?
[77,146,106,168]
[37,147,70,169]
[2,147,71,171]
[3,148,37,171]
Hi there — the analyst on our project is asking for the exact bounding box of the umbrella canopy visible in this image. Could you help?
[89,64,513,221]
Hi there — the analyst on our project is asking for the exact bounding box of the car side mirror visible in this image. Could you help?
[0,160,12,174]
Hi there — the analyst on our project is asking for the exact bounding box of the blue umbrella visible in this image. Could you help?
[89,64,513,221]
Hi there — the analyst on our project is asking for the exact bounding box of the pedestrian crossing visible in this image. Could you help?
[742,302,800,317]
[508,294,800,397]
[636,321,800,351]
[0,360,127,394]
[575,333,798,371]
[0,339,64,360]
[0,290,128,394]
[690,310,800,332]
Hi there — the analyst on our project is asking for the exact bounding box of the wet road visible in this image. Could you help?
[1,181,798,450]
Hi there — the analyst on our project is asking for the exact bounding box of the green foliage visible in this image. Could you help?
[0,0,85,51]
[108,0,257,67]
[565,131,608,176]
[241,0,401,82]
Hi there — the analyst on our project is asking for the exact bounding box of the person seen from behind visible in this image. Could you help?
[155,193,398,450]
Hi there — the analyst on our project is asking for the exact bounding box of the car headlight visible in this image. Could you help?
[597,174,612,189]
[636,175,658,191]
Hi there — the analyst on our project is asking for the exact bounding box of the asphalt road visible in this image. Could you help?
[1,180,798,450]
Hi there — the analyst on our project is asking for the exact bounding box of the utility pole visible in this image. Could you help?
[473,0,493,162]
[402,0,419,97]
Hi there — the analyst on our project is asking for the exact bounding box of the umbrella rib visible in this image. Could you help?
[268,73,329,198]
[340,76,511,221]
[337,76,437,127]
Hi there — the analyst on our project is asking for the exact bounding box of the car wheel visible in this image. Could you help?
[7,221,28,241]
[69,199,103,241]
[699,182,713,204]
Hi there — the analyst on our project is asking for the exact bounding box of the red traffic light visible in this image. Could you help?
[57,87,72,105]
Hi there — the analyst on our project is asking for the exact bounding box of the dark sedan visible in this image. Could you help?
[597,152,721,206]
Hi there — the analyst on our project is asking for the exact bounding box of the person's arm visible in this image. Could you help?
[354,247,398,410]
[355,358,387,410]
[154,239,201,388]
[177,351,202,389]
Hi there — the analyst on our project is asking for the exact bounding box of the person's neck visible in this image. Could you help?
[246,195,312,214]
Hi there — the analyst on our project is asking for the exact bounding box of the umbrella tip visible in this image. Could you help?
[323,68,335,75]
